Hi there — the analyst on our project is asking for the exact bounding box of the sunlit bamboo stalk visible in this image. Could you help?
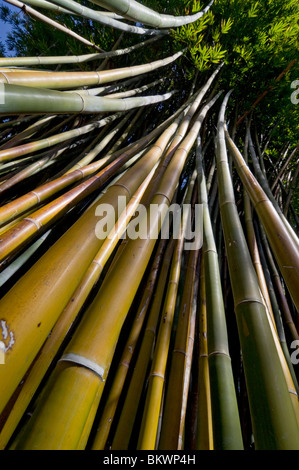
[0,50,183,90]
[0,161,158,449]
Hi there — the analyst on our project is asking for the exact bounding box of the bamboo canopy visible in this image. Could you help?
[0,0,298,453]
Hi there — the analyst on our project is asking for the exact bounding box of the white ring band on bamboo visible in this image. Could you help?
[59,353,105,381]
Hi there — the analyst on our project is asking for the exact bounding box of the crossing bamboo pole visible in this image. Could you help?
[216,92,299,450]
[0,98,190,229]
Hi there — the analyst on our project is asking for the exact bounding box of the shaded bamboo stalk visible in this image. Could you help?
[225,128,299,314]
[197,137,243,450]
[216,91,299,450]
[196,255,213,450]
[137,173,197,450]
[111,238,175,449]
[158,229,200,449]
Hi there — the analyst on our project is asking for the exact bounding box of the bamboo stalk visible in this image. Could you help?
[196,255,213,450]
[225,128,299,314]
[158,225,200,449]
[89,236,168,449]
[0,162,158,449]
[0,83,176,115]
[0,112,181,420]
[36,0,167,35]
[216,91,299,450]
[0,50,183,90]
[137,174,196,450]
[89,0,214,28]
[197,137,243,450]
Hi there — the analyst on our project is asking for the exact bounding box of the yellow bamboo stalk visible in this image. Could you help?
[196,256,214,449]
[0,163,158,449]
[158,238,200,449]
[111,239,175,449]
[0,117,179,420]
[90,236,168,449]
[137,174,196,450]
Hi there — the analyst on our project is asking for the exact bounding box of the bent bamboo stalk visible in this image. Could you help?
[90,0,214,28]
[0,50,183,89]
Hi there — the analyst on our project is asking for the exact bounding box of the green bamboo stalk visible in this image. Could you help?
[0,83,176,116]
[197,137,243,450]
[0,50,183,89]
[41,0,167,35]
[89,0,214,28]
[0,113,124,164]
[225,128,299,314]
[66,110,136,172]
[216,91,299,450]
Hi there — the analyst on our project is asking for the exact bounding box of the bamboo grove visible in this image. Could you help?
[0,0,298,451]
